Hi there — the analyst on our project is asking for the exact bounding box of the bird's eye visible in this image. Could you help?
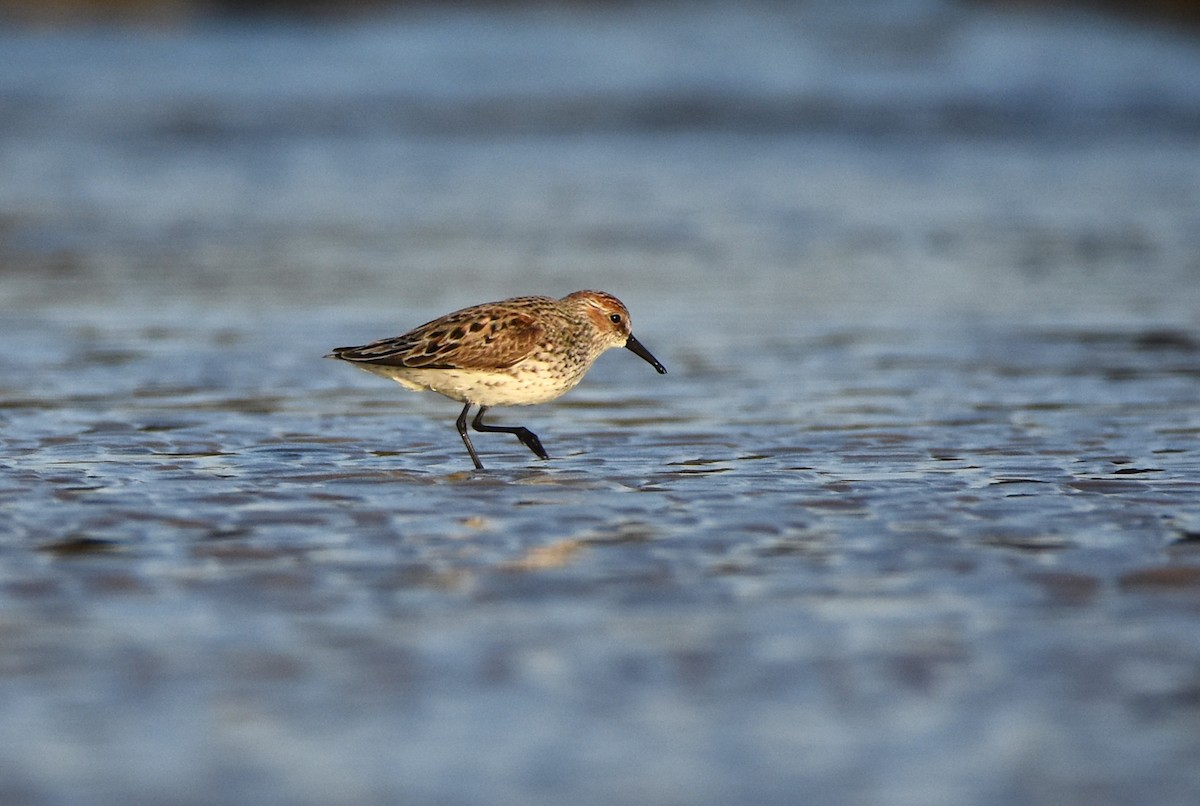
[609,313,623,325]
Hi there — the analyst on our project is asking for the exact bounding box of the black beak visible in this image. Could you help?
[625,333,667,374]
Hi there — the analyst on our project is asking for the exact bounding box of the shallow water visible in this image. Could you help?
[3,2,1200,804]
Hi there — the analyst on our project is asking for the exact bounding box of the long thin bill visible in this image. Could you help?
[625,334,668,374]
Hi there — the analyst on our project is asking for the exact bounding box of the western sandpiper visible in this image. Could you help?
[327,290,667,469]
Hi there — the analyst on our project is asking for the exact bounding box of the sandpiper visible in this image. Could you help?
[327,290,667,469]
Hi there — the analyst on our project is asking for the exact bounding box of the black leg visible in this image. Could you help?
[472,406,549,460]
[455,403,485,470]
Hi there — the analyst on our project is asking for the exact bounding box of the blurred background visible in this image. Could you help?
[3,2,1200,805]
[2,0,1199,324]
[4,0,1200,25]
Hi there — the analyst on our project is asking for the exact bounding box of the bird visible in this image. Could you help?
[326,290,667,469]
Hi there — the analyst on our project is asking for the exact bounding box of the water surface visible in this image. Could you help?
[3,2,1200,804]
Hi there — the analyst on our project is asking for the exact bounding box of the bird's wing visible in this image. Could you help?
[329,304,544,371]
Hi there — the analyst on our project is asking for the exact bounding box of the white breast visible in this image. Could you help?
[355,362,585,407]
